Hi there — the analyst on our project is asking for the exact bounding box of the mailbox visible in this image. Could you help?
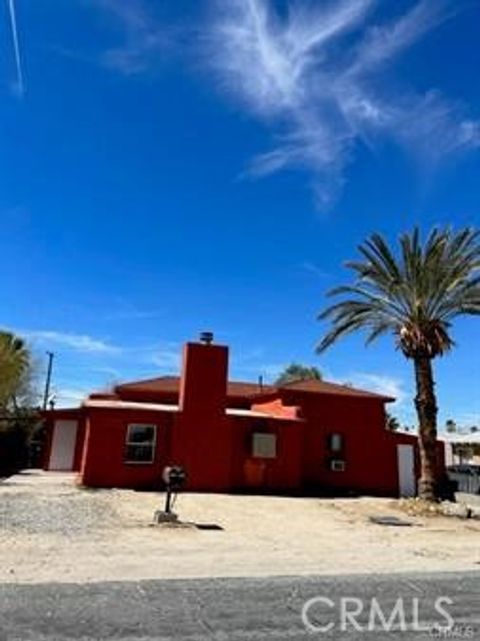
[162,465,187,490]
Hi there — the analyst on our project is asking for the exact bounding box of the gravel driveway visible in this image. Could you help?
[0,483,117,536]
[1,470,480,584]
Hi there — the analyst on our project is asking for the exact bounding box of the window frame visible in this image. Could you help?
[124,423,157,465]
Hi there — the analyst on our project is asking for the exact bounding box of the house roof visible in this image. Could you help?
[278,378,395,401]
[114,375,392,402]
[115,376,276,399]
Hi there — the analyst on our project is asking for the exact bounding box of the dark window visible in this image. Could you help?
[125,424,156,463]
[328,433,344,453]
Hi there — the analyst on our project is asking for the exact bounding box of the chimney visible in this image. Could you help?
[179,332,228,416]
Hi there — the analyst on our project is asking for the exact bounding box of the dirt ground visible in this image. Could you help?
[1,471,479,584]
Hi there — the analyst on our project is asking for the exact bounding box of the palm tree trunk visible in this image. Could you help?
[413,356,439,501]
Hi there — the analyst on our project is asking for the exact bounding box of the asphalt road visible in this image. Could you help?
[0,572,479,640]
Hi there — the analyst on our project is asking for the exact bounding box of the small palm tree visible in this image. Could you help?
[317,227,480,501]
[0,331,30,410]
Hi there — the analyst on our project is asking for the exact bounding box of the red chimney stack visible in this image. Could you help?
[171,333,232,490]
[179,333,228,417]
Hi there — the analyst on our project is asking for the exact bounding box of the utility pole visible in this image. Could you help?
[42,351,54,411]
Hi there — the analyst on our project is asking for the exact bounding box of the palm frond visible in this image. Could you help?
[317,226,480,358]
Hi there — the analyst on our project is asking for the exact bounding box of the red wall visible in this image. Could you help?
[78,406,304,493]
[80,408,173,489]
[229,416,303,492]
[274,390,415,496]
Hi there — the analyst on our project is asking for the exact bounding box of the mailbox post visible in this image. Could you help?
[153,465,187,524]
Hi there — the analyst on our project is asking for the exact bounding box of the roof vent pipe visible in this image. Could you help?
[199,331,214,345]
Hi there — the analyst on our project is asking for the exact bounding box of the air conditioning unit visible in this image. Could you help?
[330,459,346,472]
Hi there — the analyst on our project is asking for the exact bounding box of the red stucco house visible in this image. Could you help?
[43,334,444,497]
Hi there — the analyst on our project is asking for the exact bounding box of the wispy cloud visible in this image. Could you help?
[137,342,180,370]
[209,0,480,205]
[17,325,181,365]
[7,0,24,96]
[27,335,183,406]
[22,330,120,354]
[52,386,91,407]
[96,0,171,75]
[347,0,448,75]
[346,372,407,406]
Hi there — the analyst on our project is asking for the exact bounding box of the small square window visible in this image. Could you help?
[329,433,344,452]
[125,424,156,463]
[252,433,277,459]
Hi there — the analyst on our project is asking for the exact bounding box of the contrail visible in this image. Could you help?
[7,0,24,96]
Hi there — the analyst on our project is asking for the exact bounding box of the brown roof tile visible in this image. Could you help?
[114,375,392,402]
[278,378,394,401]
[115,376,275,399]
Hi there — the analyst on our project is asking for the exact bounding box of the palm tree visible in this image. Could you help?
[317,227,480,501]
[275,363,322,386]
[386,413,401,432]
[0,330,30,411]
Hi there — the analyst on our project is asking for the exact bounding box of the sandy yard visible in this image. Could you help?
[1,471,479,584]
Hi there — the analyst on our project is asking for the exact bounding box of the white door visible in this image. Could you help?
[49,420,78,470]
[397,444,416,497]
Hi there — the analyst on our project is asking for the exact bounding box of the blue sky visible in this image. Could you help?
[1,0,479,428]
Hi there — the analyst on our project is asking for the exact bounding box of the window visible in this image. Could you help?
[328,433,344,453]
[252,433,277,459]
[125,424,156,463]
